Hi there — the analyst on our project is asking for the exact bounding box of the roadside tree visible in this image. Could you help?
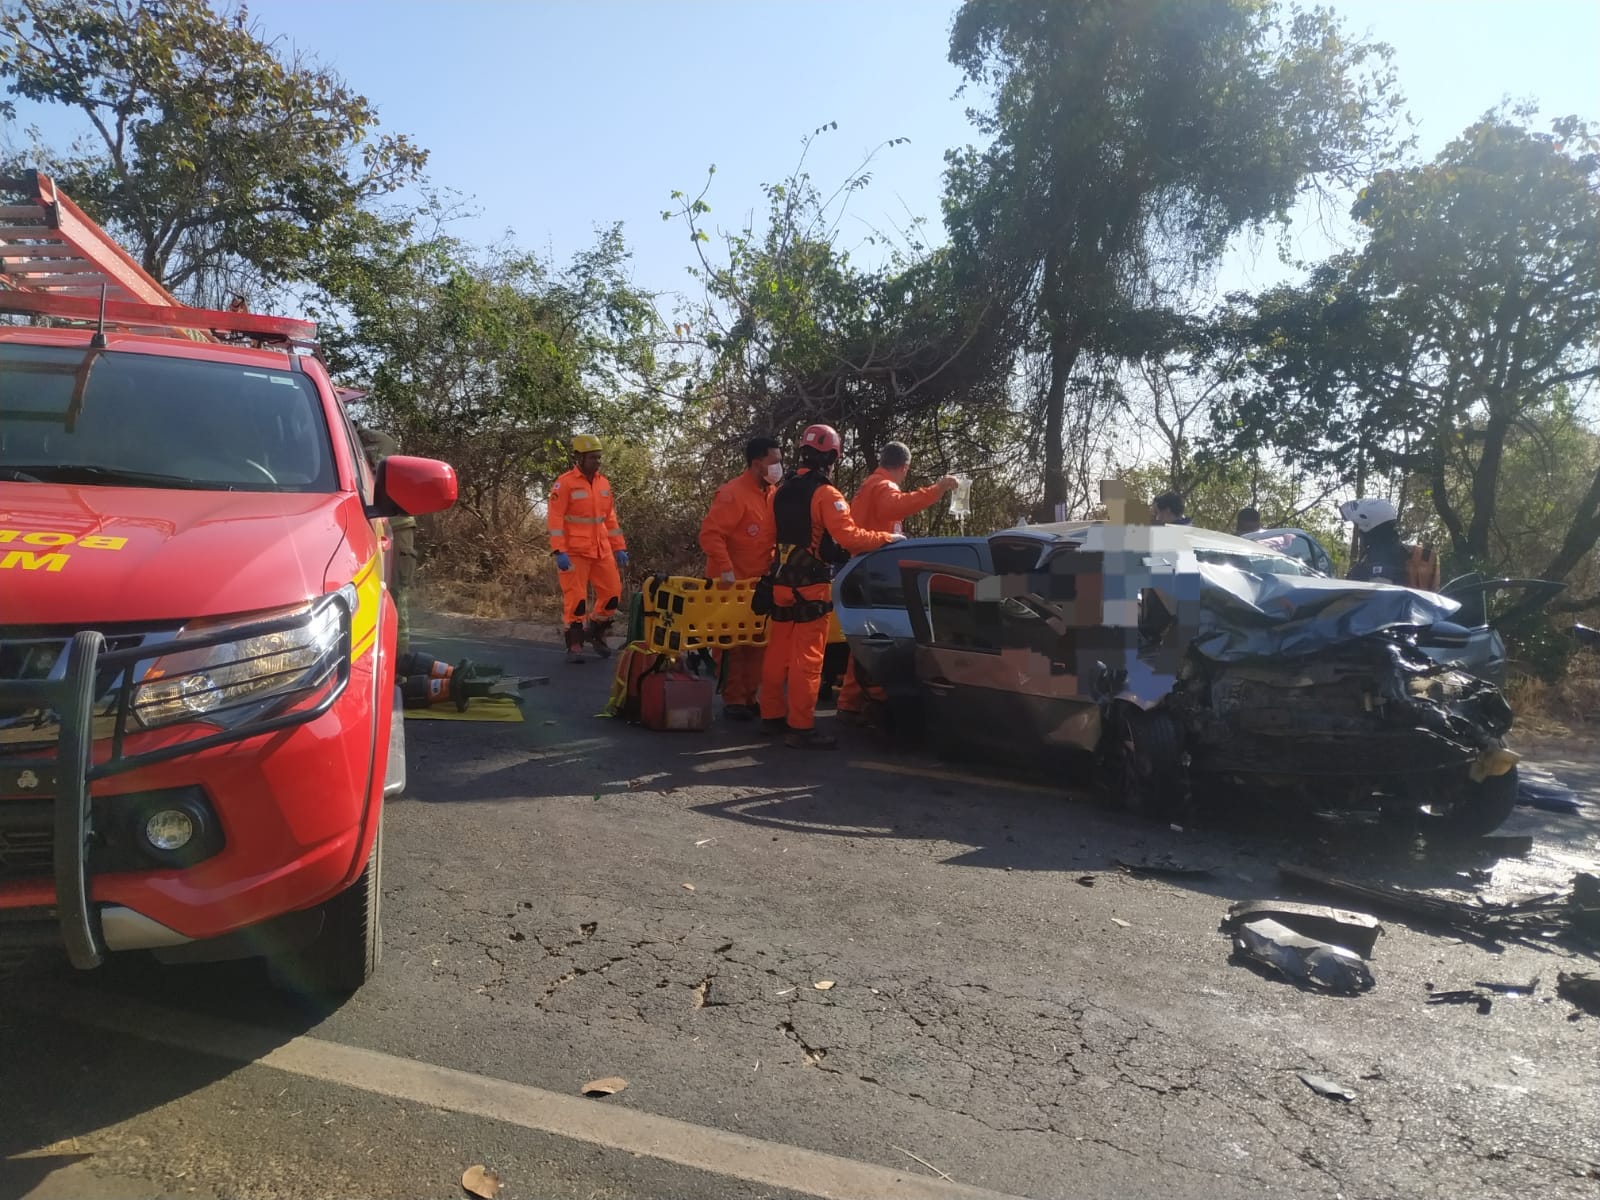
[0,0,426,301]
[943,0,1404,515]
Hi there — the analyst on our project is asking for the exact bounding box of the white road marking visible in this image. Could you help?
[850,759,1069,798]
[31,987,1028,1200]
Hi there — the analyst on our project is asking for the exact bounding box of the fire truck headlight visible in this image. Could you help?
[131,589,350,729]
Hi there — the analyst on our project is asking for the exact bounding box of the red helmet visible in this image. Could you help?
[801,424,841,454]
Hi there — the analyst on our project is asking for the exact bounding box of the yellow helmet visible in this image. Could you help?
[571,434,603,453]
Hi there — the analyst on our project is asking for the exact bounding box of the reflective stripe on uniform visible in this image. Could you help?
[565,515,608,524]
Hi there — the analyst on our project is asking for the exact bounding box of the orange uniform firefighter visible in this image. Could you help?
[549,434,628,663]
[698,436,783,720]
[758,425,900,749]
[836,441,959,718]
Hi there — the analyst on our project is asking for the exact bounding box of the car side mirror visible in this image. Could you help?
[373,455,457,518]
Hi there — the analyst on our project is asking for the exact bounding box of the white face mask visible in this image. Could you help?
[765,462,784,484]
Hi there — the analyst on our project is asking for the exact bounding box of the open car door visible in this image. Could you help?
[1442,575,1567,627]
[899,560,1101,758]
[1424,575,1568,686]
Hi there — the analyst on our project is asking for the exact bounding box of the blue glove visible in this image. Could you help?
[554,552,572,572]
[614,549,630,567]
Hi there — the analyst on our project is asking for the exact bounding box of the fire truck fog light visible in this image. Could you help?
[144,809,195,851]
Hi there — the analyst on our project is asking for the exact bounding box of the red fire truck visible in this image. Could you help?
[0,171,456,992]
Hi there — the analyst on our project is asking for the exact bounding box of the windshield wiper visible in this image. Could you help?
[9,465,233,490]
[0,467,44,482]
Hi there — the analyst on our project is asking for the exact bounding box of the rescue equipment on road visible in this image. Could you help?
[600,640,716,731]
[643,575,770,653]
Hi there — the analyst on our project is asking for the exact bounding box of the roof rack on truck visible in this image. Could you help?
[0,169,316,345]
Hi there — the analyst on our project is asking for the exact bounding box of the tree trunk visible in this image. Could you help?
[1542,461,1600,583]
[1043,346,1067,512]
[1465,412,1510,561]
[1041,316,1085,517]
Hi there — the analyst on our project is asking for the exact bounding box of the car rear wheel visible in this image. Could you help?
[271,812,383,996]
[1105,704,1185,820]
[1413,764,1519,839]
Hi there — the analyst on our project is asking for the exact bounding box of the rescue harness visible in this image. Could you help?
[756,470,849,623]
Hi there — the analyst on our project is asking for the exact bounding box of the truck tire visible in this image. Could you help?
[1416,765,1519,840]
[274,812,383,996]
[1104,703,1185,820]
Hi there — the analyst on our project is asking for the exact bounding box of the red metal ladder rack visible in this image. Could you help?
[0,169,315,344]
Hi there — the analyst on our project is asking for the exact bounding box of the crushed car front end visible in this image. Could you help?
[1173,634,1515,781]
[1166,560,1522,833]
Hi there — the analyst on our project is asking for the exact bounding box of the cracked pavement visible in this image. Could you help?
[4,619,1600,1199]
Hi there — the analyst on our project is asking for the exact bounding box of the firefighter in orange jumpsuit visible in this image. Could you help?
[548,434,628,663]
[835,441,959,719]
[759,425,900,749]
[699,435,783,720]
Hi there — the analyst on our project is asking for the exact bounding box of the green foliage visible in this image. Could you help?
[1224,108,1600,584]
[7,0,1595,658]
[943,0,1405,509]
[1115,457,1346,563]
[1500,607,1576,684]
[317,223,675,586]
[666,132,1024,497]
[0,0,426,298]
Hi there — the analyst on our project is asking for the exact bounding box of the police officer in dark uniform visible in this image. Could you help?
[355,424,419,656]
[1151,491,1192,526]
[1340,497,1409,584]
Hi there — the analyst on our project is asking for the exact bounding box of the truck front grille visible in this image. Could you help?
[0,814,51,880]
[0,627,164,757]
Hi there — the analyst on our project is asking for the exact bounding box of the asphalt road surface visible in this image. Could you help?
[4,616,1599,1200]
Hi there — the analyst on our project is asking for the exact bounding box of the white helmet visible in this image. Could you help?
[1339,497,1398,532]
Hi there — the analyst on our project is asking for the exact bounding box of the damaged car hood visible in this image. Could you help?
[1191,564,1462,663]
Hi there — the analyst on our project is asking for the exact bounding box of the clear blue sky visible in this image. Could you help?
[10,0,1600,302]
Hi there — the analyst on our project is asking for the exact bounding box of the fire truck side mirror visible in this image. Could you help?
[372,455,457,519]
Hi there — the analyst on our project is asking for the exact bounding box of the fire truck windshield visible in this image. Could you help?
[0,343,337,493]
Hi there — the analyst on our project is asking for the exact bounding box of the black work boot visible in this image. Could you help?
[587,619,614,659]
[785,728,837,750]
[759,717,787,736]
[723,704,756,722]
[564,623,587,664]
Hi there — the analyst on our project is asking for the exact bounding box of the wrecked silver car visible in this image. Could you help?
[836,522,1519,836]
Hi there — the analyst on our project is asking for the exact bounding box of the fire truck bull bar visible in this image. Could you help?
[0,597,353,968]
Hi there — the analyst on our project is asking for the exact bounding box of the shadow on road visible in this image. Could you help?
[0,953,343,1198]
[402,620,1600,951]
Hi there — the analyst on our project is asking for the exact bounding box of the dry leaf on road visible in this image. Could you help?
[461,1165,501,1198]
[582,1076,629,1097]
[1111,918,1131,928]
[681,882,695,892]
[813,980,835,990]
[1298,1072,1356,1102]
